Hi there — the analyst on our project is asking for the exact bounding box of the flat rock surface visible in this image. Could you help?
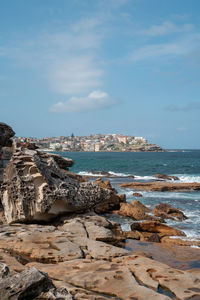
[121,181,200,191]
[0,213,199,299]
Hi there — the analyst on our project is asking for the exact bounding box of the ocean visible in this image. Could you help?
[55,150,200,244]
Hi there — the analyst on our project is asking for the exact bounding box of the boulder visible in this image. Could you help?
[0,147,113,223]
[115,200,155,221]
[121,181,200,191]
[93,193,126,214]
[153,203,187,221]
[94,178,116,191]
[0,123,15,147]
[133,192,143,197]
[0,267,56,300]
[131,220,186,237]
[154,174,179,181]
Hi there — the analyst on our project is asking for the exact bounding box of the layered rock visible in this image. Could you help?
[114,200,155,221]
[121,181,200,191]
[154,174,179,181]
[0,147,120,223]
[153,203,187,221]
[131,220,186,237]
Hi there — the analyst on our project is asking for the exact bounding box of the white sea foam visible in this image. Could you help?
[78,171,133,177]
[191,245,200,249]
[121,223,131,231]
[134,175,156,180]
[108,171,133,177]
[78,171,105,177]
[173,174,200,183]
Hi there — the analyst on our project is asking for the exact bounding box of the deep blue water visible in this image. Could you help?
[60,150,200,176]
[54,150,200,243]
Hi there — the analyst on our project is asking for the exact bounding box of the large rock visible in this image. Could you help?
[0,123,15,148]
[0,266,73,300]
[114,200,156,221]
[0,147,113,223]
[121,181,200,191]
[154,174,179,181]
[153,203,187,221]
[131,220,186,237]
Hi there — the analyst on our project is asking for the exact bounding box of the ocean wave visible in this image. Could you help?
[78,171,104,177]
[108,171,133,177]
[78,170,134,178]
[173,174,200,183]
[134,175,156,180]
[191,245,200,249]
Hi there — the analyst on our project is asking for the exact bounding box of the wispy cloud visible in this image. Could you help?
[48,56,103,95]
[130,33,200,62]
[2,16,105,96]
[138,21,193,37]
[165,102,200,112]
[50,90,116,113]
[177,127,188,131]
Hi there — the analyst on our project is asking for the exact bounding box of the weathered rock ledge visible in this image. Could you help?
[121,181,200,191]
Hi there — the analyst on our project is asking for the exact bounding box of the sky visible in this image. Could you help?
[0,0,200,149]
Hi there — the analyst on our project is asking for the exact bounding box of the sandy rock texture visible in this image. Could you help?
[0,147,126,223]
[0,213,199,299]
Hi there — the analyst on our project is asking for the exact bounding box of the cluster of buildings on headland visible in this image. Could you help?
[14,133,163,152]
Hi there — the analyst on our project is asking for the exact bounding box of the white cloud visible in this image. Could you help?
[48,56,103,95]
[138,21,193,37]
[50,90,116,113]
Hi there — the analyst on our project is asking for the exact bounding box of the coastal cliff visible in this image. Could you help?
[0,123,200,299]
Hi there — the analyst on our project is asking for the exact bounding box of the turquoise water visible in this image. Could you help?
[55,150,200,242]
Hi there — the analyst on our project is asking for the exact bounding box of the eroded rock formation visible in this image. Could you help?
[0,123,15,184]
[1,147,124,224]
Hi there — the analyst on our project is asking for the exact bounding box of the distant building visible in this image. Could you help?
[94,143,100,152]
[117,136,127,144]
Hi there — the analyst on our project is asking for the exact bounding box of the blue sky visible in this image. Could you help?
[0,0,200,148]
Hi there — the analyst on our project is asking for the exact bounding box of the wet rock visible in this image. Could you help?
[121,181,200,191]
[94,178,116,192]
[154,174,179,181]
[133,192,143,197]
[147,233,161,243]
[115,200,155,221]
[93,192,126,214]
[153,203,187,221]
[1,147,113,223]
[161,236,200,247]
[131,220,186,237]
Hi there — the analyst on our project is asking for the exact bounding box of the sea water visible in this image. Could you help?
[55,150,200,243]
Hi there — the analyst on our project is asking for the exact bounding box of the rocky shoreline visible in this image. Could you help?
[0,123,200,299]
